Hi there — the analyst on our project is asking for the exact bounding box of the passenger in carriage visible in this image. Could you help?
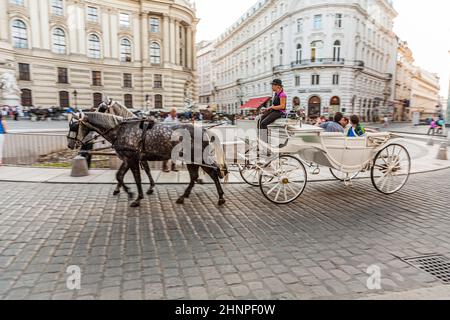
[347,115,366,137]
[316,112,345,133]
[341,116,351,135]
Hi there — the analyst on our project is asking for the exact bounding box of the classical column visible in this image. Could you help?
[28,1,41,48]
[101,11,111,58]
[0,0,8,41]
[140,13,148,63]
[169,18,176,64]
[110,13,118,59]
[68,3,79,53]
[76,6,86,54]
[38,0,50,50]
[175,20,180,65]
[163,14,170,64]
[186,27,192,69]
[191,27,197,70]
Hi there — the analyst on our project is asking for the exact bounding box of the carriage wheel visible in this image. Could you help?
[329,168,360,181]
[259,155,307,204]
[371,144,411,195]
[238,145,262,187]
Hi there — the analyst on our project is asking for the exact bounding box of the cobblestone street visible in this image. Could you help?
[0,169,449,300]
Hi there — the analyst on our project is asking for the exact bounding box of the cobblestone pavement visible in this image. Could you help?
[0,170,449,300]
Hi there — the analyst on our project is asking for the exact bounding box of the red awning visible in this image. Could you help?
[240,97,271,109]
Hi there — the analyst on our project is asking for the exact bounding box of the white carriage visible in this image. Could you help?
[233,119,411,204]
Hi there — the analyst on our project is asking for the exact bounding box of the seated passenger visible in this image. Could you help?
[347,115,366,137]
[341,116,351,136]
[317,112,345,133]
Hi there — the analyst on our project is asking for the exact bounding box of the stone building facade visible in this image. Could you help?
[209,0,398,121]
[196,40,216,107]
[0,0,198,110]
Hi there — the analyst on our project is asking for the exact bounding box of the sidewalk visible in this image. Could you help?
[0,138,448,184]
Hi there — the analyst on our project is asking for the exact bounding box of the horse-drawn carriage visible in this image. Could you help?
[231,119,411,204]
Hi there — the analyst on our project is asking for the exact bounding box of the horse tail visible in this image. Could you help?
[206,129,229,181]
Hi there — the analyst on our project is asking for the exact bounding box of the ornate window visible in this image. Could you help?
[310,41,323,62]
[149,42,161,64]
[52,28,66,54]
[9,0,24,6]
[296,44,302,63]
[51,0,64,16]
[87,6,99,23]
[120,38,132,62]
[154,94,163,109]
[124,94,133,108]
[150,18,160,33]
[21,89,32,106]
[12,20,28,49]
[88,34,101,58]
[59,91,70,108]
[333,40,342,61]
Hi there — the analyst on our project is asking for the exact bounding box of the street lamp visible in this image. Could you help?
[73,90,78,110]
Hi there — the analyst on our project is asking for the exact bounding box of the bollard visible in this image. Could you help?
[427,138,434,146]
[436,142,448,161]
[71,155,89,177]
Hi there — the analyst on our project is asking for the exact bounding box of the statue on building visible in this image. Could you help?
[0,72,21,107]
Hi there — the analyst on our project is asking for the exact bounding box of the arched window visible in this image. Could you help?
[124,94,133,108]
[21,89,32,106]
[93,93,103,108]
[154,94,163,109]
[88,34,101,58]
[59,91,70,108]
[310,41,323,62]
[12,20,28,49]
[308,96,321,118]
[120,38,132,62]
[333,40,341,61]
[149,42,161,64]
[296,44,302,63]
[52,28,66,54]
[330,96,341,106]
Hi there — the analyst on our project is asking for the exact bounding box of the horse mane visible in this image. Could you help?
[108,102,136,119]
[85,112,125,128]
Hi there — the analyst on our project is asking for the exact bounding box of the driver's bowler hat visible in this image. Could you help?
[271,79,283,86]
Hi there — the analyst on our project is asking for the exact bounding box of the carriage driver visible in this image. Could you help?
[258,79,287,144]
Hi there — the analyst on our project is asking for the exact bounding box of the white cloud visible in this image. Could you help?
[195,0,450,97]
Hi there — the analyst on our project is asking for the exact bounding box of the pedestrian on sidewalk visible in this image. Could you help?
[427,119,437,136]
[162,107,180,172]
[0,113,8,165]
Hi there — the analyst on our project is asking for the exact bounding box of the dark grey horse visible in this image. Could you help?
[96,99,156,197]
[67,112,228,207]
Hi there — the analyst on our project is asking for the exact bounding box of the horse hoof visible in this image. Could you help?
[113,190,120,196]
[130,201,141,208]
[218,199,226,206]
[147,189,154,195]
[176,198,185,204]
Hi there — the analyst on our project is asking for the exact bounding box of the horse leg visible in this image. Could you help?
[176,164,199,204]
[141,161,155,195]
[130,161,144,207]
[202,167,226,206]
[115,162,134,199]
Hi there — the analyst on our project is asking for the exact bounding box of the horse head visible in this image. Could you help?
[67,112,89,150]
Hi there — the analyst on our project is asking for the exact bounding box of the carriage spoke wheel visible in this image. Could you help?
[371,143,411,195]
[239,145,262,187]
[329,168,360,182]
[259,155,307,204]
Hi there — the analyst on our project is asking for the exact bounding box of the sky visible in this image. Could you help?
[195,0,450,98]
